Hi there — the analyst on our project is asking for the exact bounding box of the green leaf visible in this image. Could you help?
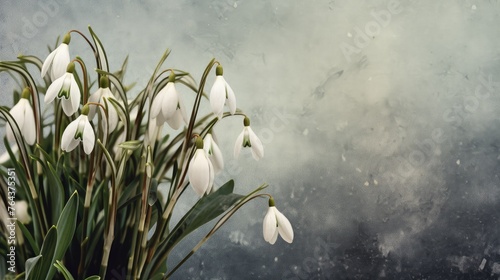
[29,153,64,224]
[17,222,40,255]
[85,276,101,280]
[168,180,243,250]
[25,255,42,279]
[46,191,79,279]
[33,225,57,280]
[88,26,109,73]
[53,260,74,280]
[143,180,242,279]
[118,140,143,151]
[172,180,244,238]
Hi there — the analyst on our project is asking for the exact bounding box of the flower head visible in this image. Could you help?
[44,62,81,116]
[188,137,214,196]
[204,133,224,174]
[88,76,120,131]
[61,105,95,154]
[210,65,236,119]
[263,198,294,244]
[150,74,188,129]
[41,33,71,81]
[6,88,36,145]
[234,117,264,160]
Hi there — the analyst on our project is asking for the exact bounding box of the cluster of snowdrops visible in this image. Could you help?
[0,27,292,280]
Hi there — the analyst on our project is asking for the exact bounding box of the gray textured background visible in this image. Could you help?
[2,1,500,279]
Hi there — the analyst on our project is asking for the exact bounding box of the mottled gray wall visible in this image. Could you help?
[2,1,500,279]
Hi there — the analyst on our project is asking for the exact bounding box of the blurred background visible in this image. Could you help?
[2,1,500,279]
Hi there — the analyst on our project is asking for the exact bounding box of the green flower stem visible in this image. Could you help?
[98,138,118,279]
[183,58,216,156]
[165,184,269,278]
[132,147,152,278]
[78,140,98,277]
[73,57,89,104]
[69,29,97,67]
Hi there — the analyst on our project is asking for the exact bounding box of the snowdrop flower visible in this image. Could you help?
[204,132,224,174]
[6,88,36,145]
[15,201,31,224]
[41,33,71,81]
[263,198,294,244]
[45,62,81,116]
[88,76,119,131]
[150,74,188,129]
[234,117,264,160]
[61,105,95,155]
[210,65,236,119]
[188,137,214,196]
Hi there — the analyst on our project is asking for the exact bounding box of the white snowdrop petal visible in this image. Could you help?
[61,99,74,117]
[105,98,119,131]
[206,158,215,194]
[61,118,80,151]
[82,118,95,154]
[188,150,210,196]
[45,75,65,104]
[276,209,294,243]
[88,88,102,119]
[248,127,264,160]
[51,44,70,80]
[21,100,36,145]
[210,139,224,173]
[233,131,244,158]
[6,103,24,142]
[225,81,236,115]
[150,91,164,119]
[41,48,57,78]
[166,109,183,130]
[210,76,226,119]
[162,83,178,119]
[69,76,81,115]
[263,207,278,243]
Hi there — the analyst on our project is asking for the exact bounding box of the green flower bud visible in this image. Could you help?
[243,116,250,127]
[21,87,31,99]
[66,61,75,73]
[62,33,71,45]
[195,136,204,149]
[99,75,109,88]
[215,65,223,76]
[81,104,90,115]
[168,72,176,83]
[268,197,275,207]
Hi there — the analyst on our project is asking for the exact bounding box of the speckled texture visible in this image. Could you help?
[2,1,500,279]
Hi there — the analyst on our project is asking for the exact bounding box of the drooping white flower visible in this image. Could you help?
[61,105,95,154]
[6,88,36,145]
[15,200,31,224]
[44,62,81,116]
[41,33,71,81]
[263,199,294,245]
[234,117,264,160]
[210,65,236,119]
[88,76,120,131]
[151,74,188,130]
[204,133,224,174]
[188,137,214,196]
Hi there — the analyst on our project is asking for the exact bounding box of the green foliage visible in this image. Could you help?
[0,26,277,280]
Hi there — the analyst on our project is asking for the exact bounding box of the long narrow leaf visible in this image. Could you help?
[46,191,79,279]
[53,260,75,280]
[88,26,109,74]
